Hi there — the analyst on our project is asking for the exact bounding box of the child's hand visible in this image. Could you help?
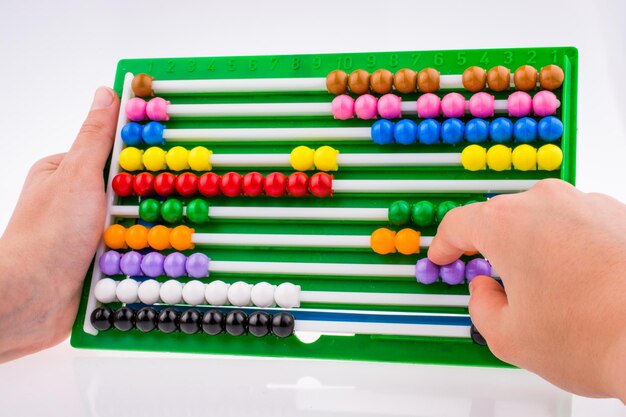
[0,88,119,362]
[428,179,626,401]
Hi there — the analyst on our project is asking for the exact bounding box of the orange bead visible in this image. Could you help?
[125,224,149,250]
[147,225,172,251]
[395,228,421,255]
[103,224,127,249]
[170,225,195,251]
[464,250,479,256]
[370,228,396,255]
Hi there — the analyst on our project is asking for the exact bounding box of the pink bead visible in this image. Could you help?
[532,91,559,116]
[125,98,147,121]
[441,93,466,118]
[354,94,378,120]
[468,92,495,118]
[377,94,402,119]
[507,91,532,117]
[331,95,355,120]
[416,93,441,118]
[146,97,170,121]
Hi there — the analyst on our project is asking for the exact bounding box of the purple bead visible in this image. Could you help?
[141,252,165,277]
[99,250,121,275]
[119,251,143,276]
[164,252,188,277]
[415,258,440,284]
[465,258,492,283]
[186,253,210,278]
[440,260,466,285]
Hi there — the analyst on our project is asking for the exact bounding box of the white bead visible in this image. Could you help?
[116,278,139,304]
[182,280,206,305]
[227,281,252,306]
[274,283,301,308]
[160,280,183,305]
[205,280,229,305]
[250,282,276,308]
[138,279,161,304]
[95,278,118,303]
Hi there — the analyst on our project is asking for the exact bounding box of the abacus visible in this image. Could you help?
[71,47,578,366]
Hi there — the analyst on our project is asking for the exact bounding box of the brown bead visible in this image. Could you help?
[370,69,394,94]
[514,65,538,91]
[348,70,371,94]
[486,66,510,92]
[462,66,487,92]
[132,73,154,97]
[417,68,440,93]
[326,70,348,95]
[539,65,564,90]
[393,68,417,94]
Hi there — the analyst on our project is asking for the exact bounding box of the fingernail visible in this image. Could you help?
[91,87,114,110]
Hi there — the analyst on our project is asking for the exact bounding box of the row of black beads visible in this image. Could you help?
[91,306,295,338]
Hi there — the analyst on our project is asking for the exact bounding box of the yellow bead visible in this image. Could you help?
[512,144,537,171]
[142,147,167,171]
[486,144,512,171]
[370,228,396,255]
[290,146,315,171]
[166,146,190,171]
[118,147,144,171]
[395,228,421,255]
[537,144,563,171]
[188,146,213,171]
[460,145,487,171]
[313,146,339,171]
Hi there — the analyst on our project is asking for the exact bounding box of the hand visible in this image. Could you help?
[428,179,626,401]
[0,87,119,362]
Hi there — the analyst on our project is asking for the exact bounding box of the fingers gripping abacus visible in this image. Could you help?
[74,48,577,366]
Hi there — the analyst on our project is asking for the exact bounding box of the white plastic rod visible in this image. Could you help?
[163,127,372,142]
[299,291,469,307]
[333,179,539,194]
[210,261,416,277]
[294,320,470,338]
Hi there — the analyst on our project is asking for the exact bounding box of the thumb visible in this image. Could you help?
[468,275,509,346]
[66,87,120,171]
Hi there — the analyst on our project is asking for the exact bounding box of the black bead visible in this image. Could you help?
[248,311,272,337]
[271,312,295,338]
[180,309,202,334]
[135,307,157,332]
[470,324,487,346]
[202,310,225,335]
[157,308,180,333]
[113,307,135,331]
[90,307,113,331]
[225,310,248,336]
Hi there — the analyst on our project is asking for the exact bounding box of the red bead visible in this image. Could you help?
[287,172,309,197]
[175,172,199,197]
[198,173,221,197]
[112,173,134,197]
[132,172,154,197]
[309,173,333,197]
[154,172,176,197]
[220,172,242,197]
[264,172,287,197]
[242,172,265,197]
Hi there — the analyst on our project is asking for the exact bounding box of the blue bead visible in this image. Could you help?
[142,121,166,145]
[465,119,490,143]
[121,122,143,146]
[393,119,418,145]
[489,117,514,143]
[417,119,441,145]
[537,116,563,142]
[441,119,465,145]
[371,120,395,145]
[513,117,538,143]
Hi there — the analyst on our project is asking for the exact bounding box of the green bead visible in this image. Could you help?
[138,198,161,222]
[160,198,184,223]
[436,201,459,223]
[186,199,210,224]
[388,200,411,225]
[411,201,436,227]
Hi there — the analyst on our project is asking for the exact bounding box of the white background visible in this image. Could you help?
[0,0,625,416]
